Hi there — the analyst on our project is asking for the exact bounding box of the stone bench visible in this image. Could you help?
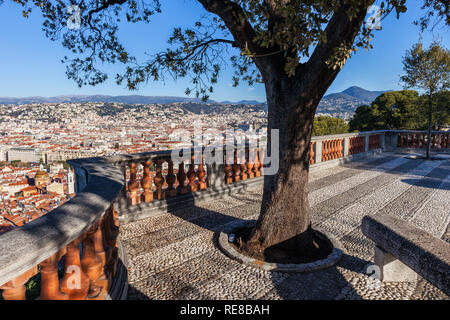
[361,215,450,296]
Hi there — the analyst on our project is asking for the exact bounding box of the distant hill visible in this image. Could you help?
[341,86,388,102]
[0,95,265,106]
[316,86,390,119]
[0,95,209,105]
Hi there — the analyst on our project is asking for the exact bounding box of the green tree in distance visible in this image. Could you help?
[400,41,449,159]
[349,90,449,132]
[349,90,421,131]
[313,116,349,136]
[8,0,448,260]
[423,90,450,130]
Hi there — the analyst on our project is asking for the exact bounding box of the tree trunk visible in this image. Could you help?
[426,93,433,160]
[243,75,327,259]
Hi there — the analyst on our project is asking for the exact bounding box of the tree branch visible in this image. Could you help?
[196,0,276,78]
[294,1,374,102]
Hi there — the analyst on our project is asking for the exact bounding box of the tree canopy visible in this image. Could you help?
[349,90,449,131]
[312,115,349,136]
[400,40,450,96]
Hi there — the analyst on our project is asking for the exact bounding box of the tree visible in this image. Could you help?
[418,90,450,130]
[349,90,421,131]
[9,0,448,260]
[400,41,450,159]
[313,116,349,136]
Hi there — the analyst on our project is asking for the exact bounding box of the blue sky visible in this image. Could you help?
[0,0,448,102]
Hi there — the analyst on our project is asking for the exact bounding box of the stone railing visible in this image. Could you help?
[309,130,386,170]
[98,143,266,224]
[0,159,128,300]
[0,129,448,299]
[384,130,450,150]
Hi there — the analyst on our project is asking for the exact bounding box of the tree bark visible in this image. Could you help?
[242,74,330,259]
[426,92,433,160]
[198,0,374,260]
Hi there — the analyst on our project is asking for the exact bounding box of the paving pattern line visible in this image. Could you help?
[310,158,425,225]
[308,157,410,207]
[408,172,450,238]
[316,159,443,240]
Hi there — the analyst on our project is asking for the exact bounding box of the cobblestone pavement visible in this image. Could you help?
[120,152,450,300]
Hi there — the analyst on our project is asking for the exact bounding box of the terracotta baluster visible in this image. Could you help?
[81,230,106,300]
[253,148,261,177]
[92,219,109,293]
[327,140,330,158]
[104,208,119,278]
[331,140,334,158]
[259,147,265,175]
[327,141,331,161]
[0,267,37,300]
[239,150,247,180]
[40,251,69,300]
[331,140,335,158]
[338,139,342,157]
[141,160,153,202]
[443,134,448,148]
[166,159,177,196]
[338,140,342,157]
[92,219,107,269]
[60,237,90,300]
[310,142,315,164]
[332,140,336,159]
[330,140,333,159]
[177,162,187,194]
[187,155,198,192]
[153,160,165,200]
[246,149,254,179]
[224,150,233,183]
[321,141,326,161]
[127,162,140,205]
[232,150,241,182]
[197,156,207,190]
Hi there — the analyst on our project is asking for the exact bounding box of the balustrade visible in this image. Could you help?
[398,132,450,149]
[369,134,381,150]
[349,136,365,155]
[0,202,121,300]
[322,138,343,162]
[310,142,315,165]
[224,145,264,184]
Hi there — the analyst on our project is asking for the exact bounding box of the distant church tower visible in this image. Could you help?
[67,169,75,195]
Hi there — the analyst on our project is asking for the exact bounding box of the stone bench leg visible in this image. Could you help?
[374,245,418,282]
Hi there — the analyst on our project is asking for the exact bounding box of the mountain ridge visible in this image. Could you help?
[0,86,388,106]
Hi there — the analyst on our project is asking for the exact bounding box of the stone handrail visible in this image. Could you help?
[0,158,126,300]
[95,144,265,224]
[362,215,450,296]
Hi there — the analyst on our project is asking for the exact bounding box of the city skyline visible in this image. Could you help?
[1,1,448,102]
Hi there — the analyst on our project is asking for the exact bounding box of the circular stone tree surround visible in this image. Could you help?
[217,220,343,272]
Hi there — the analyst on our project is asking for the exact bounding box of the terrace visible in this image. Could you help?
[0,130,449,300]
